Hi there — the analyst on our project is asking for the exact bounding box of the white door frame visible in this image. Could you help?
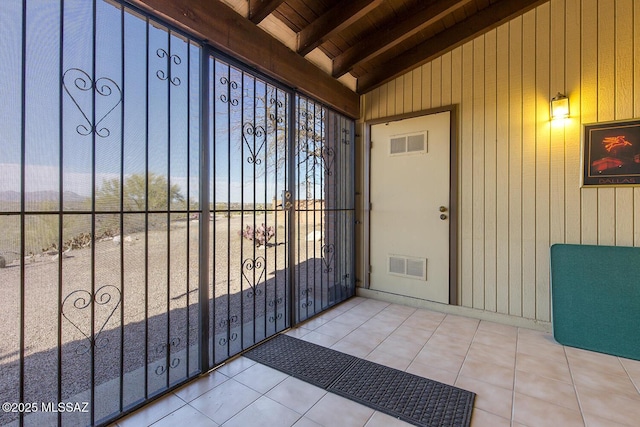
[363,105,458,304]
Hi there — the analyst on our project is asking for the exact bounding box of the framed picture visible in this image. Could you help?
[582,120,640,186]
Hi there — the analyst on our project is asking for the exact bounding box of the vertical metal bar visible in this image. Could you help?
[350,120,356,298]
[295,96,300,323]
[304,98,310,319]
[165,28,171,391]
[119,2,125,413]
[298,97,303,320]
[288,93,297,326]
[90,1,97,423]
[251,76,256,345]
[212,54,217,365]
[272,87,279,333]
[313,102,328,314]
[185,38,191,375]
[19,1,26,424]
[312,102,318,313]
[318,104,323,312]
[317,103,322,313]
[262,82,268,338]
[239,70,245,350]
[57,1,65,425]
[283,90,288,329]
[283,90,289,328]
[143,14,150,400]
[225,62,231,358]
[198,47,210,373]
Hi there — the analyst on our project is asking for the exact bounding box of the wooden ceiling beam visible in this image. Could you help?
[356,0,547,93]
[249,0,286,24]
[297,0,383,57]
[129,0,359,118]
[332,0,474,78]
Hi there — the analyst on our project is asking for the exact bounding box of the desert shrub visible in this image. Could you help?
[238,223,275,247]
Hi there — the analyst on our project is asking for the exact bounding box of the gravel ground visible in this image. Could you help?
[0,212,338,426]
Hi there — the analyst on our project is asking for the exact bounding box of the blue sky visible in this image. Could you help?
[1,1,200,201]
[0,0,325,205]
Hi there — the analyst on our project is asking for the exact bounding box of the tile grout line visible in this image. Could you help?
[409,311,447,359]
[452,315,481,388]
[563,343,589,427]
[618,356,640,395]
[511,327,520,427]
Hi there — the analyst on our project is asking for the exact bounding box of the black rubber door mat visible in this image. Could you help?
[329,358,474,426]
[243,333,358,388]
[243,334,475,427]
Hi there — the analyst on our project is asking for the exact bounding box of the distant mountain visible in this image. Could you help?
[0,191,20,202]
[0,190,87,203]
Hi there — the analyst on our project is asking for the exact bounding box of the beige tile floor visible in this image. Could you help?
[112,297,640,427]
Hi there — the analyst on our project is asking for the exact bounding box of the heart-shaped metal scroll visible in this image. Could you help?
[61,285,122,355]
[62,68,122,138]
[322,244,335,273]
[242,256,266,298]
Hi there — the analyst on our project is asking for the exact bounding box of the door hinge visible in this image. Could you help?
[368,265,372,273]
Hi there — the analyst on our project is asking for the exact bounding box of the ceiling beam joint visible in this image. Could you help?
[249,0,286,24]
[297,0,383,57]
[333,0,474,78]
[129,0,359,118]
[357,0,548,93]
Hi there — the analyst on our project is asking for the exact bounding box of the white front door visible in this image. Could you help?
[369,111,451,304]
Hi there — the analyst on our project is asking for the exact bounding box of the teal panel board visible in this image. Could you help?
[550,244,640,361]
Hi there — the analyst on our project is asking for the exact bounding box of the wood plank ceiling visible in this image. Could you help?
[133,0,547,117]
[245,0,546,94]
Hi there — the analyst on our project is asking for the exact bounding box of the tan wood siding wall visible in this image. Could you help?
[359,0,640,323]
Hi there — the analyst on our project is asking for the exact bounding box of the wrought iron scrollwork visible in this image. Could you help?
[156,48,182,86]
[220,76,239,105]
[242,123,267,165]
[269,97,284,125]
[242,256,265,298]
[268,297,284,322]
[61,285,122,355]
[219,333,238,346]
[322,244,335,273]
[321,146,335,176]
[269,312,283,323]
[62,68,122,138]
[218,315,238,328]
[154,337,181,375]
[342,127,351,145]
[268,297,283,308]
[300,287,313,308]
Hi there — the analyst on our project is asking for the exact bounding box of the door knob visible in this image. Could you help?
[439,206,447,212]
[440,214,447,220]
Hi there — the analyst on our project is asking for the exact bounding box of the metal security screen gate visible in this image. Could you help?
[294,96,355,322]
[207,59,292,366]
[206,64,356,365]
[0,2,202,426]
[1,1,354,426]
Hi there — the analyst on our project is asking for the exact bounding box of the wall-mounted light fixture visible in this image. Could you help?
[550,92,569,120]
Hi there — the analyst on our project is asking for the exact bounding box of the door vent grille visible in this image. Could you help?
[388,255,427,280]
[389,132,427,156]
[389,256,406,275]
[407,134,426,152]
[390,137,406,154]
